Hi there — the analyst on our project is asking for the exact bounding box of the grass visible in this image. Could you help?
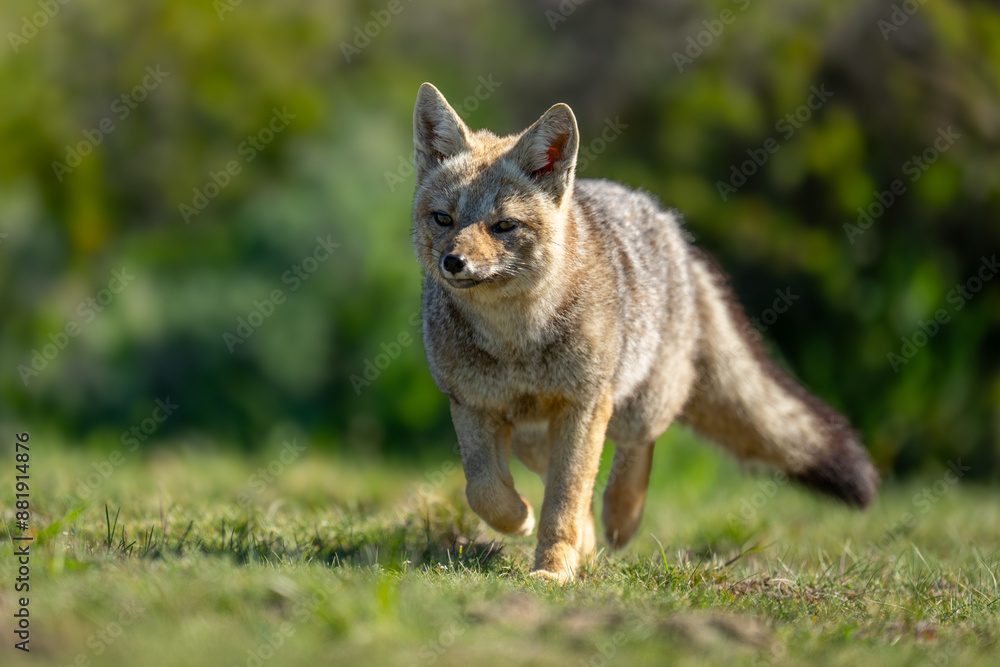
[1,430,998,666]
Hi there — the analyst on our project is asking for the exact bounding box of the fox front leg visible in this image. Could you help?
[532,391,614,583]
[450,400,535,536]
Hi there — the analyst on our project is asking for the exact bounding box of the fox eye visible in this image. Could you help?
[492,220,518,234]
[432,211,453,227]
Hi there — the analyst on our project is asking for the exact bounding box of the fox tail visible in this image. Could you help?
[680,251,879,506]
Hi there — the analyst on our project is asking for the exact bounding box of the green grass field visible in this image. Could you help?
[2,430,998,666]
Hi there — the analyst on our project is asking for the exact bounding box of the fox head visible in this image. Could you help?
[411,82,579,297]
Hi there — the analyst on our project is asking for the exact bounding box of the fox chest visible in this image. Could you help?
[424,327,594,411]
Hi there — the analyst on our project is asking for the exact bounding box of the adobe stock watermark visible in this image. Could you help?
[871,460,970,554]
[17,267,136,386]
[384,76,502,192]
[717,84,833,201]
[575,116,628,173]
[400,443,463,515]
[751,640,788,667]
[545,0,588,30]
[878,0,928,40]
[726,470,789,528]
[215,438,312,521]
[340,0,413,63]
[594,442,644,499]
[691,288,799,396]
[232,588,328,667]
[7,0,73,54]
[350,311,420,394]
[214,0,243,20]
[672,0,753,73]
[233,439,308,509]
[71,397,180,503]
[887,254,997,372]
[51,65,170,182]
[921,644,965,667]
[578,604,657,667]
[844,126,960,244]
[54,599,145,667]
[743,288,799,343]
[179,107,296,224]
[406,617,470,667]
[222,235,340,352]
[390,450,467,579]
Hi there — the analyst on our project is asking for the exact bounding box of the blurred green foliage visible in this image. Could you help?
[0,0,997,477]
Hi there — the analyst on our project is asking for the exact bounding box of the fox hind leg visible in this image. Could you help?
[601,441,655,549]
[578,503,597,564]
[511,423,550,478]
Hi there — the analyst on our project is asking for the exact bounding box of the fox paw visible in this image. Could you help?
[514,503,535,537]
[529,568,574,584]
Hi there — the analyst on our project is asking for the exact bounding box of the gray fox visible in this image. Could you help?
[411,82,878,582]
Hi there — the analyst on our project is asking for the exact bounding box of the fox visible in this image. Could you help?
[410,82,879,582]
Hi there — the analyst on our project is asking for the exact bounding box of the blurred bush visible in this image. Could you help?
[0,0,997,477]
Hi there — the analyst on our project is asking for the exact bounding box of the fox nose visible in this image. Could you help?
[441,254,467,275]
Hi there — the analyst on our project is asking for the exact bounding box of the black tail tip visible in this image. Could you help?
[791,433,880,508]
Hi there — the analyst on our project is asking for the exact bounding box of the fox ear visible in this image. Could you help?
[413,83,469,182]
[512,103,579,201]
